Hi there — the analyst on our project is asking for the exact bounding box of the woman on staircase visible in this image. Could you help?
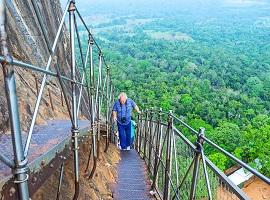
[112,92,141,150]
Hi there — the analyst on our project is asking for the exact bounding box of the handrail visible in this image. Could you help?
[202,135,270,184]
[136,110,270,200]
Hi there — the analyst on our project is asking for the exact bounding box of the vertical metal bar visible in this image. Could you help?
[151,120,168,190]
[190,153,200,200]
[100,73,107,109]
[151,108,162,191]
[189,128,205,200]
[105,65,110,152]
[163,110,173,200]
[95,52,102,157]
[96,94,100,159]
[108,83,114,145]
[69,2,80,199]
[0,1,29,199]
[94,52,102,114]
[89,34,95,131]
[56,159,65,200]
[89,34,97,178]
[169,114,174,196]
[138,111,143,154]
[199,128,213,200]
[143,109,149,159]
[201,152,212,200]
[157,124,164,188]
[148,109,153,171]
[172,129,179,187]
[135,113,140,151]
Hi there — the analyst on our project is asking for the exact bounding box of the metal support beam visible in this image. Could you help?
[151,108,162,192]
[105,65,110,152]
[143,109,149,159]
[56,157,66,200]
[137,111,141,153]
[189,127,206,200]
[148,109,154,171]
[163,110,173,200]
[89,34,97,178]
[68,2,80,199]
[96,52,102,158]
[0,1,29,199]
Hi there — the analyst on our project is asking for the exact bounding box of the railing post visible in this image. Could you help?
[89,34,95,126]
[143,109,149,159]
[135,112,140,151]
[148,108,154,172]
[68,1,80,199]
[138,110,143,154]
[56,156,66,200]
[96,92,101,159]
[163,110,173,200]
[189,127,205,200]
[109,84,114,144]
[0,1,29,199]
[89,33,97,178]
[105,64,110,152]
[151,108,162,192]
[96,51,102,159]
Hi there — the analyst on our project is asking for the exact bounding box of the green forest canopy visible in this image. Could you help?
[76,0,270,177]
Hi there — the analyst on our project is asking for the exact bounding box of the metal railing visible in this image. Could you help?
[135,109,270,200]
[1,0,270,200]
[0,0,115,199]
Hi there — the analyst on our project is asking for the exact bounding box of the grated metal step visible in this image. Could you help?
[113,149,153,200]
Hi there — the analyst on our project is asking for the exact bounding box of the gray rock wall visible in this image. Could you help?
[0,0,75,132]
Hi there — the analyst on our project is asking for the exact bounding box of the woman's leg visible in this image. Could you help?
[117,122,127,149]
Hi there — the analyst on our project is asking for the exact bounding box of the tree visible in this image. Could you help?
[209,152,228,171]
[244,76,263,96]
[209,122,241,153]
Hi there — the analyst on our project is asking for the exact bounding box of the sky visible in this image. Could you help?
[60,0,269,17]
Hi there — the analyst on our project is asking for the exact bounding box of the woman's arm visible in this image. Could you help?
[134,105,141,114]
[113,111,117,122]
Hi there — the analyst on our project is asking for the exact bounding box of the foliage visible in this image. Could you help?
[78,2,270,176]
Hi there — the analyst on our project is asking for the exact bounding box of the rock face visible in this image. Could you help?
[32,138,120,200]
[0,0,80,133]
